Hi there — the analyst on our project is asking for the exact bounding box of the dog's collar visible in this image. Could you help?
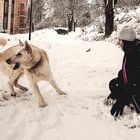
[27,56,42,71]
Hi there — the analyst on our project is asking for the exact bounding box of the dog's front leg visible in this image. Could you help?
[26,72,47,107]
[9,69,28,96]
[9,71,19,96]
[8,81,16,96]
[14,72,28,92]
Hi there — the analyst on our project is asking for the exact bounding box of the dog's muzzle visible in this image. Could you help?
[13,63,20,70]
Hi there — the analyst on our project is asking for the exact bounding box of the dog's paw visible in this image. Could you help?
[39,101,47,108]
[58,91,66,95]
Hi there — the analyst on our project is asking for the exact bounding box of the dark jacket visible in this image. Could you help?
[108,39,140,115]
[119,39,140,86]
[110,39,140,94]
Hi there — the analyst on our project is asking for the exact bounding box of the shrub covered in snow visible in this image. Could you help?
[78,5,140,42]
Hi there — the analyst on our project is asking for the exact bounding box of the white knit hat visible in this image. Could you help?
[118,25,136,41]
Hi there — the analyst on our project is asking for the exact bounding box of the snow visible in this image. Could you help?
[0,29,140,140]
[80,6,140,43]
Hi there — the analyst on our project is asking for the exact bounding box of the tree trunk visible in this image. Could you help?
[105,0,114,37]
[114,0,118,5]
[73,19,78,32]
[68,12,74,32]
[68,0,76,32]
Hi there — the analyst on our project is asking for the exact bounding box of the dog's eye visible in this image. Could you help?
[17,53,22,56]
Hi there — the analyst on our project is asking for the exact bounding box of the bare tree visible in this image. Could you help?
[32,0,46,25]
[48,0,91,31]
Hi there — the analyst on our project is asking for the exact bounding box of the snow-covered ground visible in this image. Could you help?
[0,29,140,140]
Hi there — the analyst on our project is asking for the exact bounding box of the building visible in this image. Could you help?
[0,0,28,34]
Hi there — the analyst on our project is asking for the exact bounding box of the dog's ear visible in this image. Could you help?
[25,41,32,54]
[19,40,24,46]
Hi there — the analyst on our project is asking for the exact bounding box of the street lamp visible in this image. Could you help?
[29,0,32,40]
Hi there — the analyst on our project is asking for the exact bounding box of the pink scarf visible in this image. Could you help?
[122,56,128,85]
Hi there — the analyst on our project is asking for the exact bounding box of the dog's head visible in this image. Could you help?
[6,40,32,70]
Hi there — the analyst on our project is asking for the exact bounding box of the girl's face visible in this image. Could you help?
[117,39,124,49]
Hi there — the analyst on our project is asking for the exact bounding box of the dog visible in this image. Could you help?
[6,41,66,107]
[0,39,28,96]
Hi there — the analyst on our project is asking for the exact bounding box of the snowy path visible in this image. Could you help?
[0,31,140,140]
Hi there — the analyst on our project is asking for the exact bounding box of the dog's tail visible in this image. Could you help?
[0,38,7,47]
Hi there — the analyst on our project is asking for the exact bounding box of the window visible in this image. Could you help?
[3,0,9,29]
